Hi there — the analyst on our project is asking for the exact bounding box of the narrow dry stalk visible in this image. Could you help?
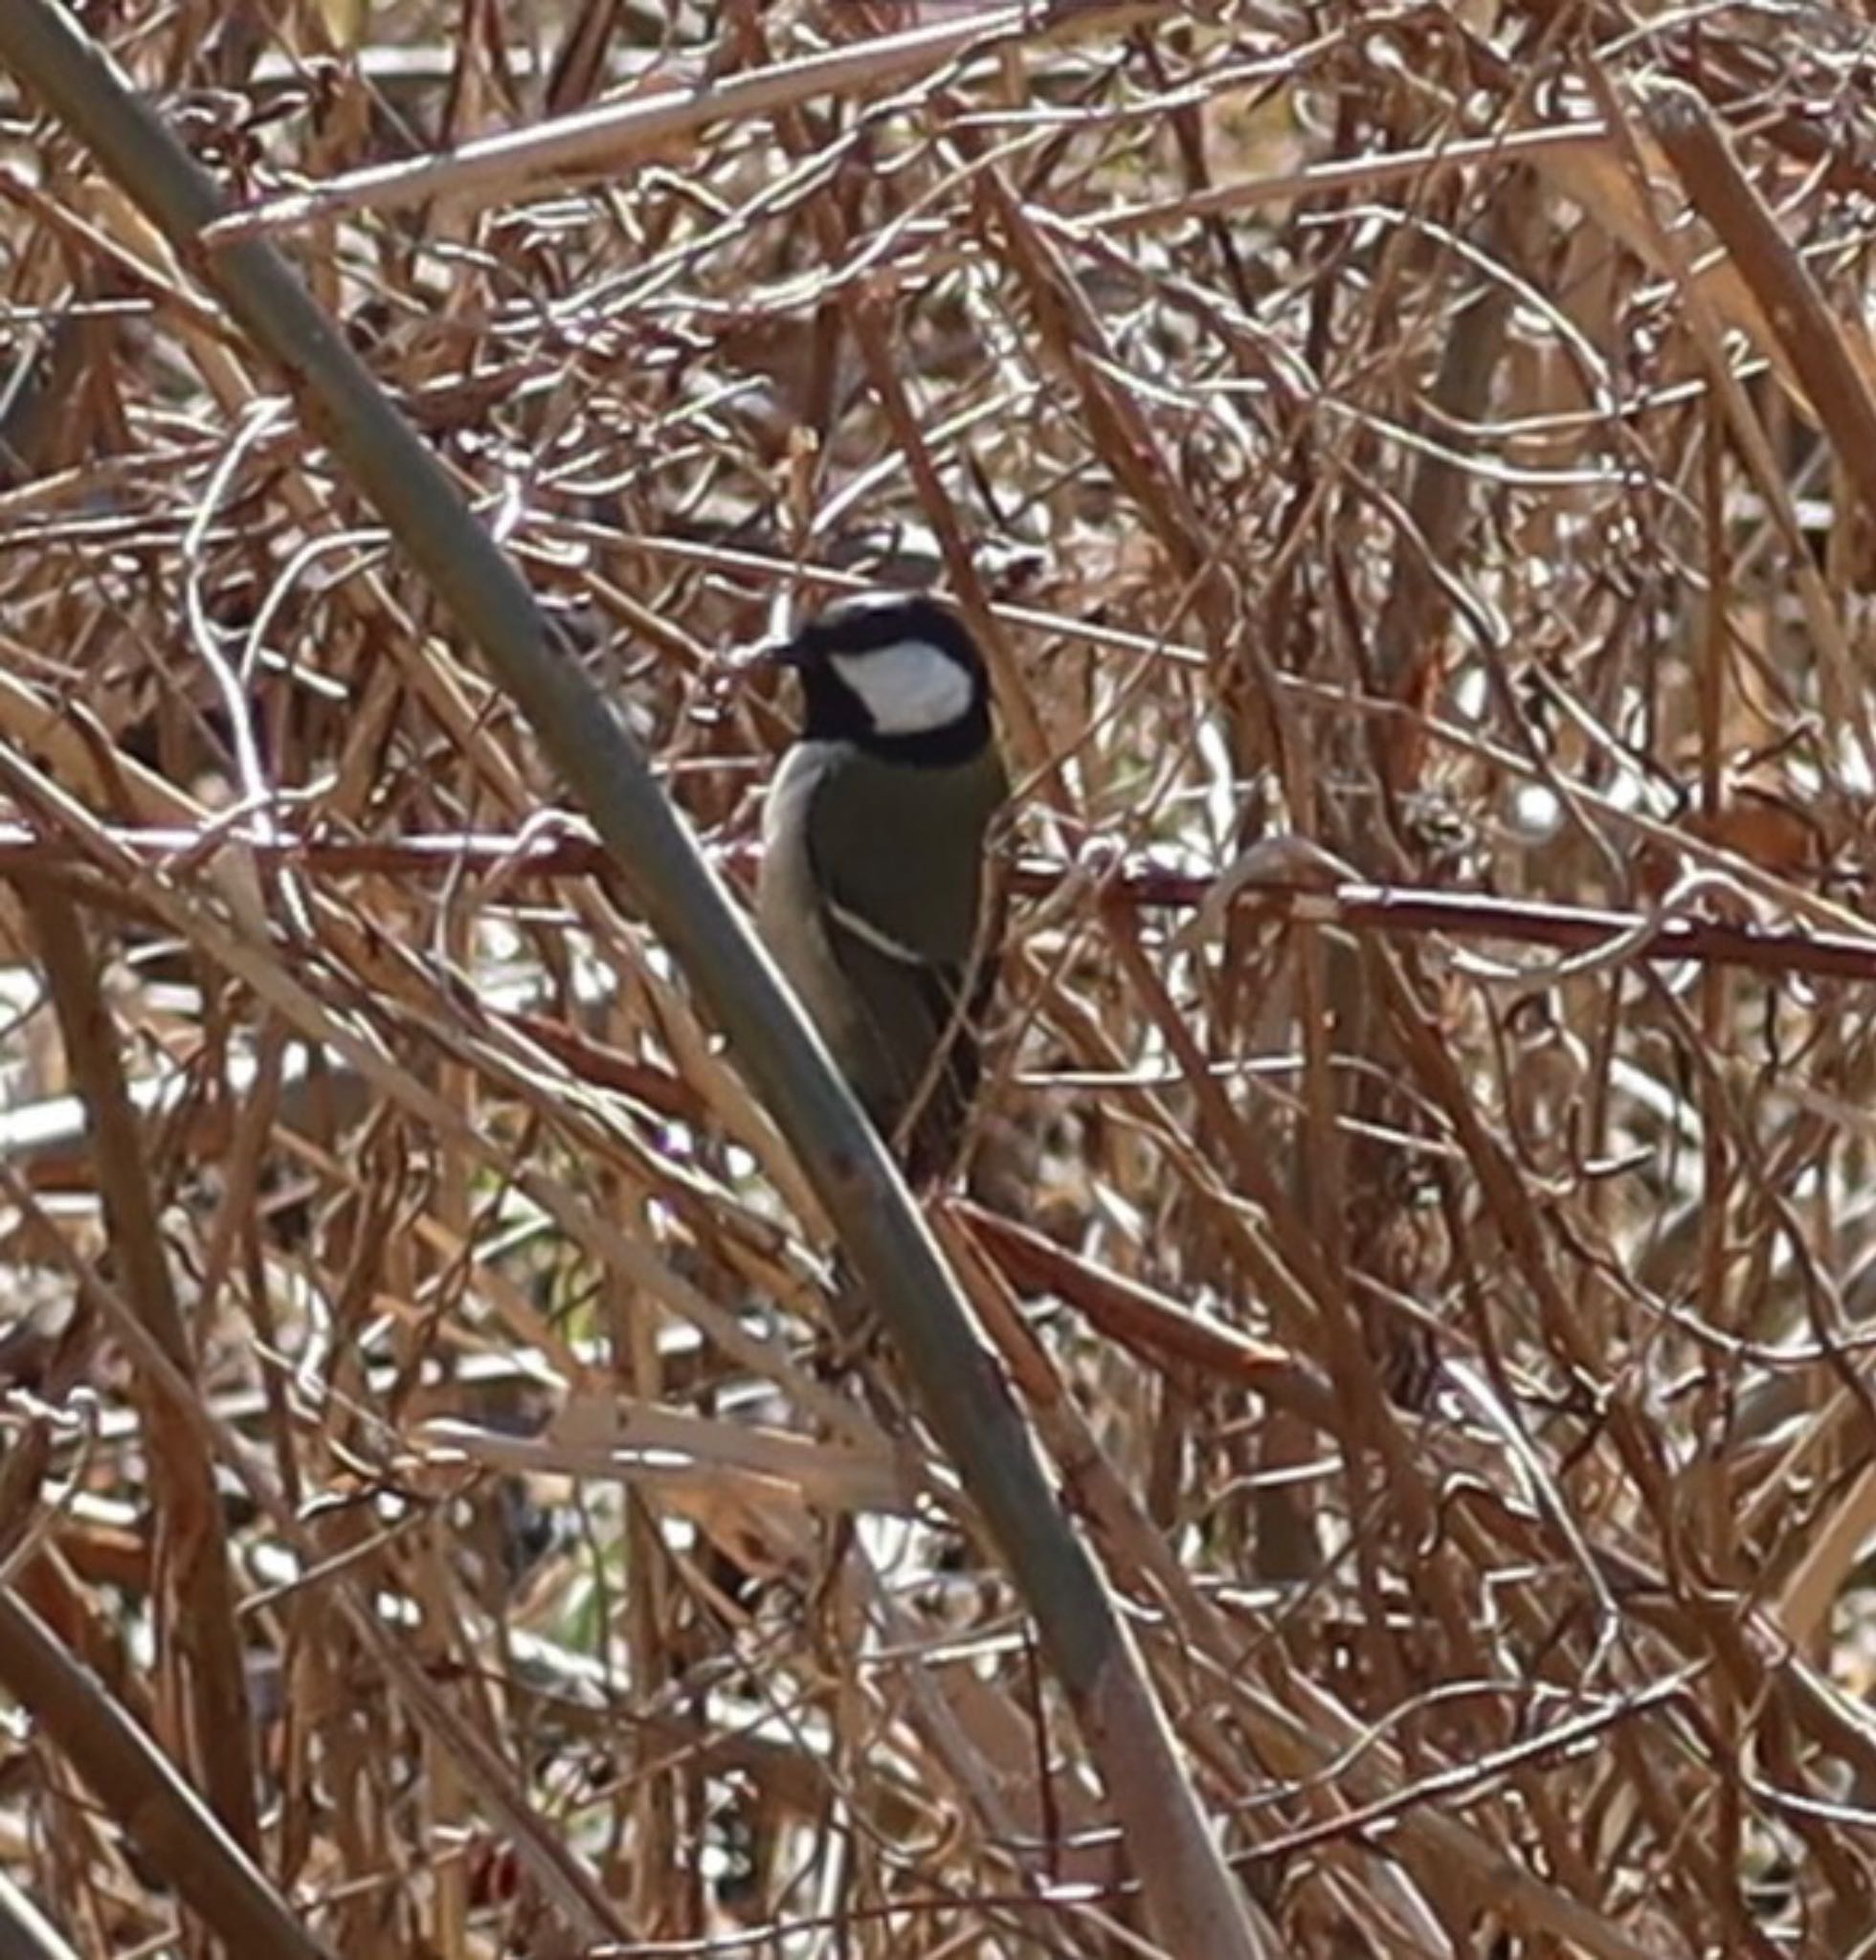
[0,1589,333,1960]
[14,882,260,1852]
[1648,79,1876,530]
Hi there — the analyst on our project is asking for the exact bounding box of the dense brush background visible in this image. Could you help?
[6,0,1876,1952]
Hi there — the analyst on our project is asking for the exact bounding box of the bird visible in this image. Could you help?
[756,590,1009,1187]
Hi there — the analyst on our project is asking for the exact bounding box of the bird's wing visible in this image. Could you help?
[800,747,1006,1176]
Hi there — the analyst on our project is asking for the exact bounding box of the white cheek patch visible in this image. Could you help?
[831,639,974,736]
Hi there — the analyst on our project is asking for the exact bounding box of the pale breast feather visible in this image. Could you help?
[756,741,853,1032]
[762,738,848,854]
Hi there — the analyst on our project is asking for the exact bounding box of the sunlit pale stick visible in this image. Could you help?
[201,4,1126,245]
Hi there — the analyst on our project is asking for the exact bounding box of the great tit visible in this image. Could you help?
[757,591,1008,1185]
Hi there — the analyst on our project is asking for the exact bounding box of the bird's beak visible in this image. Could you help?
[748,634,808,674]
[726,636,793,680]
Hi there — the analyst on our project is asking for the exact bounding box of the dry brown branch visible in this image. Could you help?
[1647,78,1876,533]
[0,1589,334,1959]
[11,881,259,1850]
[8,0,1876,1953]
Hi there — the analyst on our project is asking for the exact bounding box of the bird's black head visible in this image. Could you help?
[773,592,993,765]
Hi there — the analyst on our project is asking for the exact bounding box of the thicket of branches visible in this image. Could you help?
[6,0,1876,1953]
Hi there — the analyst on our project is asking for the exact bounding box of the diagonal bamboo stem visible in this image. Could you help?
[0,2,1275,1952]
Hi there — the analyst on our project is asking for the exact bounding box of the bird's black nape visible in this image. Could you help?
[772,591,993,764]
[787,591,983,671]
